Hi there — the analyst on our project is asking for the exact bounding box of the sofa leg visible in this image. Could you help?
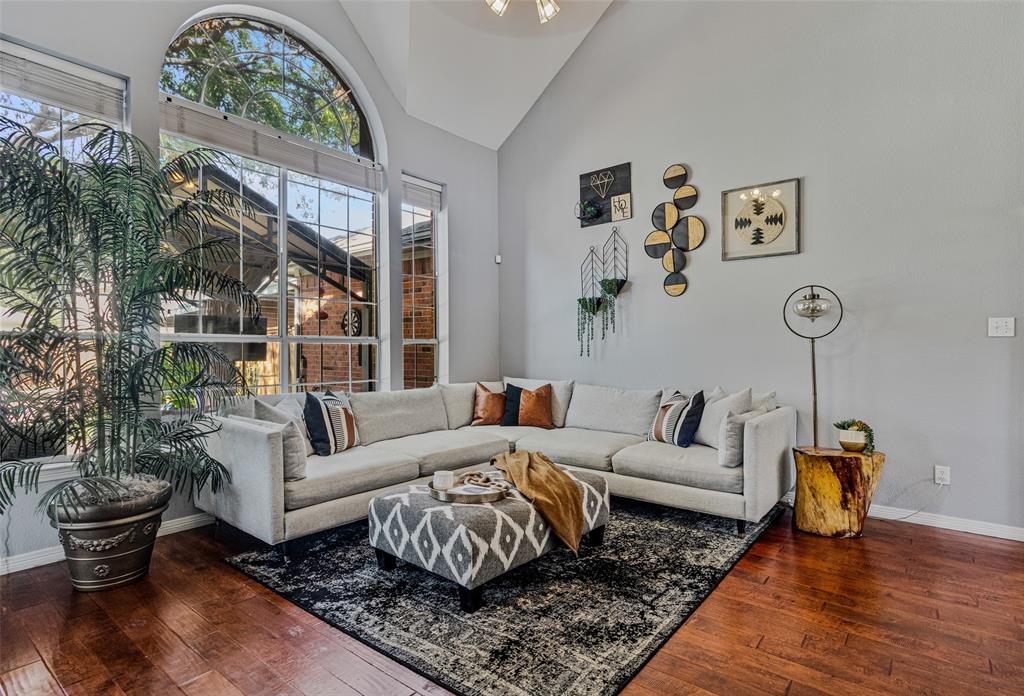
[375,548,396,571]
[459,585,483,613]
[736,519,746,537]
[587,525,606,546]
[278,540,290,563]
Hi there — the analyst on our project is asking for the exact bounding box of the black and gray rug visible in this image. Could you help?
[227,498,781,696]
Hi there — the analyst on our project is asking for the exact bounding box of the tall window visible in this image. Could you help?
[159,16,382,395]
[0,40,127,458]
[401,176,443,389]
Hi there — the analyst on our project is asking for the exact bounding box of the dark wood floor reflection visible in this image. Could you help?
[2,509,1021,695]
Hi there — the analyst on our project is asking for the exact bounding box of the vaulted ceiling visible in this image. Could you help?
[339,0,613,150]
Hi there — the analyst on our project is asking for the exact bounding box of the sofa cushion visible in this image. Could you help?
[439,383,477,429]
[718,408,768,467]
[563,384,662,436]
[349,386,448,445]
[504,377,574,427]
[229,415,307,481]
[253,398,313,456]
[515,428,643,472]
[695,388,752,449]
[368,430,509,476]
[457,424,546,445]
[612,441,743,494]
[284,447,419,511]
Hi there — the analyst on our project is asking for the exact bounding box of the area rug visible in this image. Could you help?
[227,498,781,696]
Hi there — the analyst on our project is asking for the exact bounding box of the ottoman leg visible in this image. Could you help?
[375,548,396,571]
[459,585,483,613]
[587,525,606,546]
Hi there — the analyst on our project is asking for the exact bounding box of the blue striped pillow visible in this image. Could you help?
[648,390,705,447]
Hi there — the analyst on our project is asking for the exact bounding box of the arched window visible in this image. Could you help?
[161,16,373,158]
[159,15,383,396]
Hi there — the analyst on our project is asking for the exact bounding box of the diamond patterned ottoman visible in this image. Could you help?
[368,467,610,612]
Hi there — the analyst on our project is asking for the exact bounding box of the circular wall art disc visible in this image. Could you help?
[672,185,699,211]
[644,230,672,259]
[671,216,706,251]
[664,272,688,297]
[735,195,786,246]
[651,202,680,231]
[663,164,689,189]
[661,248,687,273]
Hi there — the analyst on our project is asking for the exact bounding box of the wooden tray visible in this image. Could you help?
[427,478,509,504]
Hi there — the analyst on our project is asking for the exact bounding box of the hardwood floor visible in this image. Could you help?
[2,509,1021,695]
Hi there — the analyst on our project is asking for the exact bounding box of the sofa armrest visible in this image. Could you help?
[196,416,286,545]
[742,406,796,523]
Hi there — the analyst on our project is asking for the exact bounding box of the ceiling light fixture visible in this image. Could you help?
[485,0,559,24]
[536,0,560,23]
[486,0,510,17]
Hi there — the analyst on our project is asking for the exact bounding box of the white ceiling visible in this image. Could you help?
[340,0,612,150]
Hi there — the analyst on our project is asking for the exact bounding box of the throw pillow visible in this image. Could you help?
[718,408,768,467]
[695,388,753,449]
[518,383,555,429]
[254,399,314,456]
[303,391,359,456]
[439,383,477,429]
[471,382,505,425]
[752,391,777,411]
[228,415,307,481]
[501,384,523,426]
[648,390,705,447]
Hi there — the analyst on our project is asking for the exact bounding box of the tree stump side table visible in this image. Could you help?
[792,447,886,538]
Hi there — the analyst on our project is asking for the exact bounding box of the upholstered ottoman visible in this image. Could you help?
[368,467,609,611]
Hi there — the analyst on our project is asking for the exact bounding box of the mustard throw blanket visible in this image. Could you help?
[491,451,584,554]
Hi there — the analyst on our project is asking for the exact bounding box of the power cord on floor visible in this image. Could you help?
[883,481,950,521]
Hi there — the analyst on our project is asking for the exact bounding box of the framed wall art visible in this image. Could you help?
[578,162,632,227]
[721,178,800,261]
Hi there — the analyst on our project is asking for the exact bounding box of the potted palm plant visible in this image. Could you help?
[0,119,259,591]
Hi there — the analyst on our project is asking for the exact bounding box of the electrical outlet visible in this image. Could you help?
[988,317,1015,337]
[934,465,951,486]
[494,254,503,265]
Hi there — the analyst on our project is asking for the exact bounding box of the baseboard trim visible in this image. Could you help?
[780,493,1024,542]
[0,511,214,575]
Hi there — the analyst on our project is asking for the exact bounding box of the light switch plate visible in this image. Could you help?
[988,317,1015,337]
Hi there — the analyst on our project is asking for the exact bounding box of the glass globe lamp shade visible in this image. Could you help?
[793,292,832,322]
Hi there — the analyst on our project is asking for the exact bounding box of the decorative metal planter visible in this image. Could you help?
[48,481,172,592]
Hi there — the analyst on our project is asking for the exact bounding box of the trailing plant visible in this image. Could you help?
[833,419,875,454]
[577,297,601,356]
[0,119,259,515]
[574,199,600,221]
[599,278,623,338]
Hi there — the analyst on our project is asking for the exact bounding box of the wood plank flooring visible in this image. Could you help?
[2,509,1021,695]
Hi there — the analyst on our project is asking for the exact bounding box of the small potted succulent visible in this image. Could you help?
[833,419,875,454]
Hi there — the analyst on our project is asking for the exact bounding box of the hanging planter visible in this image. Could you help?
[599,227,629,336]
[577,297,600,356]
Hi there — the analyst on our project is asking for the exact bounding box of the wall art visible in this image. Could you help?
[578,162,632,227]
[576,227,629,356]
[721,178,801,261]
[645,163,707,296]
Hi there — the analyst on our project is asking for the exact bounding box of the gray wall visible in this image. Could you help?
[0,0,500,559]
[497,1,1024,528]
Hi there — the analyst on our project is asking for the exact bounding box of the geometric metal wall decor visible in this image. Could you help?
[576,227,630,356]
[721,177,800,261]
[645,163,707,296]
[578,162,632,227]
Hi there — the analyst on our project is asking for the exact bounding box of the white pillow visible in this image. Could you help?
[254,398,314,456]
[752,391,777,411]
[229,414,307,481]
[695,388,753,448]
[718,408,768,467]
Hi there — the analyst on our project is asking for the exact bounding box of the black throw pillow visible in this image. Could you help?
[501,384,522,426]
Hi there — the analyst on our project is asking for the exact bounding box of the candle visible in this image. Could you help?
[433,470,455,491]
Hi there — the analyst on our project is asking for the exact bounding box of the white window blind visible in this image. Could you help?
[402,175,443,211]
[160,95,383,193]
[0,39,126,123]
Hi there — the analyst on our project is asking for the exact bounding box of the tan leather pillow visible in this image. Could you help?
[471,382,506,425]
[519,383,555,429]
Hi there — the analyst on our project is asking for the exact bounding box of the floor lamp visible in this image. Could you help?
[783,285,843,448]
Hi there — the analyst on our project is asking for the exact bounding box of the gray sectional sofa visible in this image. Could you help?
[197,380,796,547]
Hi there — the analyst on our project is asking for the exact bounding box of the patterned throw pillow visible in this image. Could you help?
[648,390,705,447]
[303,391,359,456]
